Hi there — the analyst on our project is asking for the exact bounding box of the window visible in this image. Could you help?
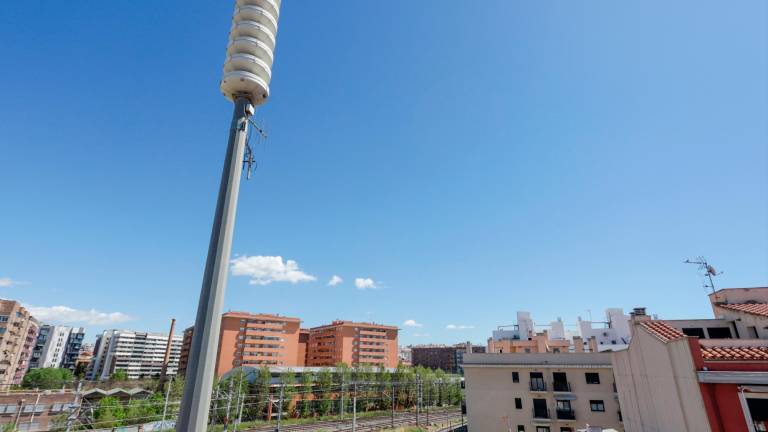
[590,400,605,412]
[524,348,531,353]
[0,316,7,323]
[512,372,519,382]
[585,372,600,384]
[682,328,705,338]
[560,428,573,432]
[517,426,525,432]
[707,327,732,339]
[514,398,522,409]
[536,427,550,432]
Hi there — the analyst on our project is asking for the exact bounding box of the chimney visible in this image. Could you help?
[160,318,176,382]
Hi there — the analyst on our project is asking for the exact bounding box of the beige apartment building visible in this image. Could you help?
[0,300,39,387]
[307,320,398,368]
[463,353,623,432]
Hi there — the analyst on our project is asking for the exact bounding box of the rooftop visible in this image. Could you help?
[717,303,768,318]
[700,346,768,361]
[222,311,302,322]
[640,321,686,343]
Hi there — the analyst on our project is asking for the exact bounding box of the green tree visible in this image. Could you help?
[279,369,297,417]
[93,396,126,428]
[247,367,271,421]
[298,372,314,418]
[124,394,162,425]
[110,368,129,381]
[21,368,73,389]
[377,366,392,411]
[334,362,351,416]
[315,368,333,416]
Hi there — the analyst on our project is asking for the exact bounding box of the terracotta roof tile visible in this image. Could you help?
[701,346,768,361]
[640,321,686,343]
[718,303,768,318]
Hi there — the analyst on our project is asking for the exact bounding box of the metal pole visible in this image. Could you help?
[66,381,82,432]
[276,383,284,432]
[416,375,420,427]
[225,379,234,430]
[235,369,244,428]
[391,381,395,429]
[29,392,41,427]
[352,382,357,432]
[161,377,173,429]
[340,374,344,420]
[176,96,253,432]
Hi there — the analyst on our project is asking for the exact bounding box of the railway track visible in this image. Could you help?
[241,408,462,431]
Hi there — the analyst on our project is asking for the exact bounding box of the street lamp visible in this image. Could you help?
[176,1,281,431]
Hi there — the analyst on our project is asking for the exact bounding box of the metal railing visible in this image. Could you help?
[529,381,547,391]
[556,408,576,420]
[552,381,571,392]
[532,407,550,419]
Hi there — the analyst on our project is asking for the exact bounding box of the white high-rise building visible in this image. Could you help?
[87,329,182,380]
[578,308,631,352]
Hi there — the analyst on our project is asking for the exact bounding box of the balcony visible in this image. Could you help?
[532,408,551,420]
[553,381,572,392]
[556,409,576,420]
[529,381,547,392]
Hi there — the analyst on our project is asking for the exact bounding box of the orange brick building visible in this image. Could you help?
[179,312,304,378]
[306,321,398,368]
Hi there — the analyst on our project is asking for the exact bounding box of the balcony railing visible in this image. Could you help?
[556,409,576,420]
[553,381,571,392]
[529,381,547,391]
[532,408,550,419]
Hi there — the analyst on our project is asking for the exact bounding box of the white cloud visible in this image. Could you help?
[446,324,475,330]
[230,255,316,286]
[403,319,423,328]
[0,277,28,288]
[327,275,343,287]
[354,278,378,290]
[413,333,431,338]
[26,305,133,325]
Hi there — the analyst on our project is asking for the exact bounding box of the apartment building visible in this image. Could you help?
[489,312,574,354]
[0,389,79,432]
[614,288,768,432]
[0,300,39,387]
[87,329,182,380]
[577,309,631,352]
[178,313,303,378]
[411,342,484,373]
[306,321,398,368]
[27,325,85,373]
[464,352,623,432]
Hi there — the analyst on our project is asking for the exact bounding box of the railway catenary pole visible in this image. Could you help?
[176,0,282,430]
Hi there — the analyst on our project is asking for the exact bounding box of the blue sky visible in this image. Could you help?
[1,1,766,346]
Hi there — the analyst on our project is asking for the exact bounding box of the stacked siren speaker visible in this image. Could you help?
[220,0,281,106]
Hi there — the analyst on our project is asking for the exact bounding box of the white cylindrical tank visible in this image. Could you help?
[221,0,281,105]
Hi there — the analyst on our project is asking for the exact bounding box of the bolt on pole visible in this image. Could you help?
[176,97,253,432]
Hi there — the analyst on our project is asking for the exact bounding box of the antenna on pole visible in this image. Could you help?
[684,256,722,294]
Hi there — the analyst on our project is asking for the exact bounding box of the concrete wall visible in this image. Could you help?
[612,328,711,432]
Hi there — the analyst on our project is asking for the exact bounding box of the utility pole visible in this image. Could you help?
[161,377,173,429]
[224,378,234,430]
[234,369,244,428]
[391,381,395,429]
[65,381,82,432]
[340,374,344,420]
[176,0,281,429]
[275,383,284,432]
[352,381,357,432]
[416,375,421,427]
[29,392,41,428]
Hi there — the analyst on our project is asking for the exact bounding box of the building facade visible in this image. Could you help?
[464,352,623,432]
[179,313,304,378]
[489,312,574,354]
[0,300,39,387]
[578,308,631,352]
[87,329,182,380]
[27,325,85,373]
[613,288,768,432]
[0,389,79,431]
[306,321,398,368]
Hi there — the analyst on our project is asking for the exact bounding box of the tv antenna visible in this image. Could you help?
[684,256,721,294]
[243,118,268,180]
